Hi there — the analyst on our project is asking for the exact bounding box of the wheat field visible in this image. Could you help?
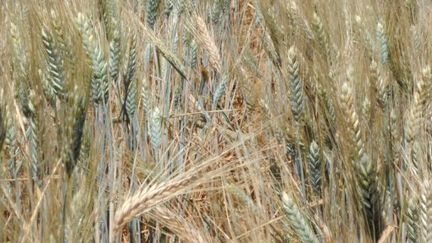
[0,0,431,242]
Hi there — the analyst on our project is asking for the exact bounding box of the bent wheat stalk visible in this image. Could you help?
[114,174,195,231]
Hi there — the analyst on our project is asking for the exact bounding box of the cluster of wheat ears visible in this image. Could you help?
[1,0,432,242]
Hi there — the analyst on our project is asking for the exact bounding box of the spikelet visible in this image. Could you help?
[419,179,432,242]
[370,60,389,108]
[317,83,336,126]
[354,15,375,58]
[190,39,198,69]
[410,25,421,53]
[92,47,109,105]
[389,109,399,164]
[0,93,6,151]
[356,154,382,240]
[421,66,431,118]
[210,0,223,24]
[75,13,109,104]
[101,0,121,41]
[63,93,88,176]
[13,60,39,185]
[262,30,281,68]
[146,0,161,29]
[282,192,319,243]
[173,84,182,108]
[5,107,18,178]
[312,11,332,63]
[186,14,222,73]
[308,141,321,196]
[16,79,34,120]
[377,21,389,65]
[223,0,230,12]
[195,99,212,123]
[144,43,153,68]
[102,0,122,82]
[26,114,39,185]
[164,0,173,17]
[41,27,65,99]
[288,46,304,122]
[406,195,419,242]
[78,131,91,166]
[109,26,121,82]
[287,1,313,40]
[405,78,426,145]
[406,92,421,177]
[212,72,228,107]
[362,96,371,119]
[10,22,28,75]
[227,185,260,213]
[39,69,56,108]
[124,30,137,85]
[141,78,152,117]
[50,9,73,71]
[50,10,66,51]
[126,78,137,118]
[149,107,162,151]
[17,86,40,184]
[340,81,364,159]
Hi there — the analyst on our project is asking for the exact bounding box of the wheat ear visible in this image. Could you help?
[288,45,304,122]
[146,0,160,29]
[75,13,109,105]
[312,11,332,63]
[282,192,319,243]
[308,141,321,197]
[406,195,418,242]
[185,13,222,73]
[340,81,364,159]
[419,179,432,242]
[149,107,162,151]
[41,27,65,99]
[356,154,383,240]
[377,21,389,65]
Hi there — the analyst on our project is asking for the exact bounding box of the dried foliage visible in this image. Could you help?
[1,0,432,242]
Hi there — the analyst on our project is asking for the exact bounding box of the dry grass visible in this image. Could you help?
[1,0,432,242]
